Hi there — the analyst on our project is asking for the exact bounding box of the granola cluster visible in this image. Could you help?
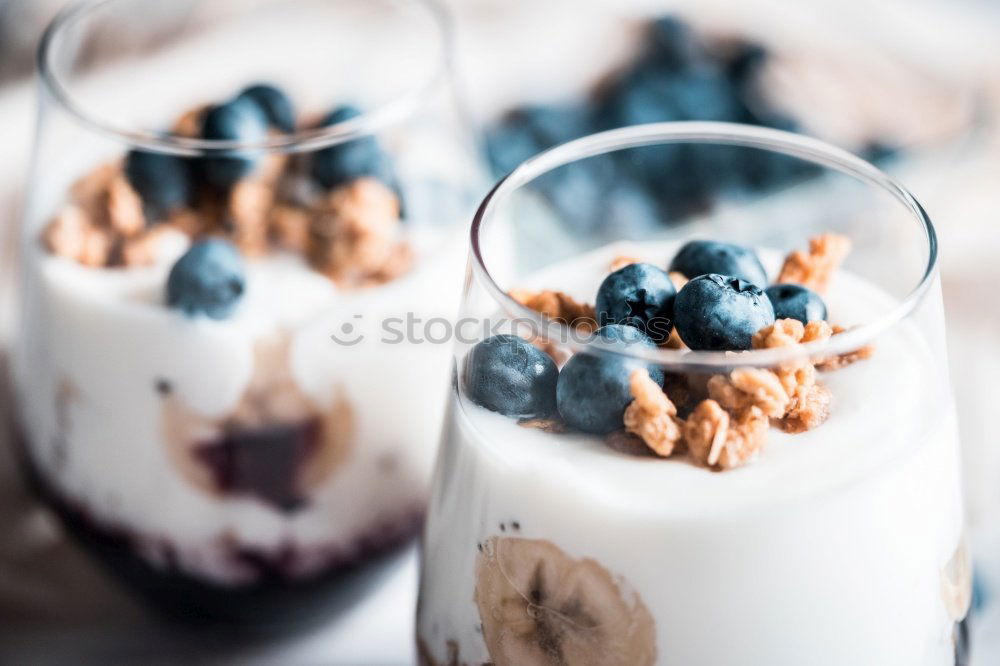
[42,110,410,289]
[683,400,770,470]
[621,314,853,469]
[623,369,682,457]
[509,288,599,363]
[776,232,851,294]
[43,165,176,268]
[508,288,599,333]
[615,235,873,469]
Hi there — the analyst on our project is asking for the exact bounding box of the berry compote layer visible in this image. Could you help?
[12,85,464,623]
[417,241,968,665]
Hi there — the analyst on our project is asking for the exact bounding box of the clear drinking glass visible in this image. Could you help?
[417,123,969,665]
[12,0,480,625]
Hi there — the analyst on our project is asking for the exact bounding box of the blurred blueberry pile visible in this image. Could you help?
[486,17,891,232]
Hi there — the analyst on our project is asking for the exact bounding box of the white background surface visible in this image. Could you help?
[2,0,1000,663]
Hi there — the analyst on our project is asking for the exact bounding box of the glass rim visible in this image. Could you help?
[469,121,939,370]
[36,0,454,157]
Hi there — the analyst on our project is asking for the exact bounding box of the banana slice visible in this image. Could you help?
[475,536,656,666]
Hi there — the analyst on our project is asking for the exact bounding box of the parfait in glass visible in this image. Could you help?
[12,0,479,624]
[417,123,968,665]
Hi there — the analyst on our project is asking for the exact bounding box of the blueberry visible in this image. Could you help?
[166,239,246,319]
[600,63,680,128]
[861,140,898,164]
[596,263,676,342]
[724,41,768,85]
[669,240,768,287]
[645,16,703,71]
[237,83,296,133]
[200,97,269,190]
[310,105,399,194]
[765,284,827,324]
[124,149,192,221]
[487,104,592,177]
[673,274,775,351]
[485,121,544,178]
[534,158,614,232]
[557,324,664,434]
[734,143,822,192]
[600,180,663,237]
[602,59,740,130]
[464,335,558,418]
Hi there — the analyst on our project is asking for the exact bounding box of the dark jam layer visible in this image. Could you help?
[16,436,422,628]
[193,419,322,512]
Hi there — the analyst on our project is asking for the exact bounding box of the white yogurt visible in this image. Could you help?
[417,242,966,666]
[13,223,466,584]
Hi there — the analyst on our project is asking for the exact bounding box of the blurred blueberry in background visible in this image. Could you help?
[485,15,829,232]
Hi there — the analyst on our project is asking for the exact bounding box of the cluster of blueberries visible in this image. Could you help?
[125,84,296,223]
[127,84,396,320]
[486,16,891,232]
[465,239,826,435]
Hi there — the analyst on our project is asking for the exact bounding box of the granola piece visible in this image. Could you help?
[167,208,203,237]
[816,325,875,371]
[78,226,114,267]
[508,288,598,333]
[802,320,834,344]
[662,372,699,417]
[779,383,833,433]
[753,318,833,368]
[173,105,209,137]
[774,362,817,402]
[70,163,117,209]
[518,417,566,433]
[776,233,851,294]
[684,400,768,470]
[748,318,835,428]
[309,178,402,284]
[229,180,274,257]
[106,175,146,236]
[357,241,414,287]
[259,152,290,185]
[817,347,874,371]
[663,327,687,350]
[609,255,641,272]
[43,206,91,260]
[668,271,688,291]
[119,225,183,267]
[707,367,789,419]
[196,189,230,233]
[119,231,157,267]
[752,318,805,349]
[624,369,682,457]
[270,204,312,253]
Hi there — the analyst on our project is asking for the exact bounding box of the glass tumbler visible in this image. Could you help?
[417,123,969,665]
[12,0,480,625]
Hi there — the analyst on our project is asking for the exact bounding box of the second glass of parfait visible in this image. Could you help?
[13,0,480,626]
